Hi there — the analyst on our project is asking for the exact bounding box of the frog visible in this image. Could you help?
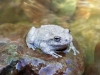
[26,25,80,58]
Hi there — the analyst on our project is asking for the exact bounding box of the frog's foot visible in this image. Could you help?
[69,42,80,55]
[65,47,80,55]
[45,50,62,58]
[26,43,36,50]
[70,46,80,55]
[64,42,80,55]
[51,52,62,58]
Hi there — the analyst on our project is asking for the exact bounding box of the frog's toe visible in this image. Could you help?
[73,52,76,55]
[73,49,80,55]
[46,51,62,58]
[31,47,35,50]
[76,50,80,54]
[52,53,62,58]
[56,54,62,58]
[27,43,36,50]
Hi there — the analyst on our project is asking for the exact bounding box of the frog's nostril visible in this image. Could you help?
[54,36,61,42]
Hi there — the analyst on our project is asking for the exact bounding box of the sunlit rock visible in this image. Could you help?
[0,24,84,75]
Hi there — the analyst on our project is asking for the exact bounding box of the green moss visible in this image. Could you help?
[5,44,21,63]
[52,0,77,16]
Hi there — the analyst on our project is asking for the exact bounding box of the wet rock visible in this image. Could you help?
[39,63,62,75]
[0,0,28,24]
[0,61,17,75]
[84,42,100,75]
[0,37,84,75]
[94,42,100,62]
[84,63,100,75]
[14,64,38,75]
[0,24,84,75]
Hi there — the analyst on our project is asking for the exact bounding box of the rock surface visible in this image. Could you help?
[0,0,28,24]
[84,42,100,75]
[0,24,84,75]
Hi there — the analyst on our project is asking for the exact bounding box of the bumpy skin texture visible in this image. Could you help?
[26,25,79,58]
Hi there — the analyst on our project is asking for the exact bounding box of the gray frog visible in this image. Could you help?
[26,25,79,58]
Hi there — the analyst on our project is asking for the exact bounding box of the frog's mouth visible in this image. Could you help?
[56,46,68,51]
[54,45,69,51]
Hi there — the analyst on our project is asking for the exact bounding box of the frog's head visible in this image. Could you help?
[46,28,73,51]
[26,25,73,51]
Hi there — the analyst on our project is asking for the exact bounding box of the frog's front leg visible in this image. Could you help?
[64,42,80,55]
[40,43,62,58]
[26,43,36,50]
[69,42,80,55]
[48,51,62,58]
[42,48,62,58]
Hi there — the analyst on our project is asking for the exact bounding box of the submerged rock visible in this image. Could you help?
[0,0,28,24]
[84,42,100,75]
[39,63,62,75]
[0,24,84,75]
[22,0,77,25]
[94,42,100,63]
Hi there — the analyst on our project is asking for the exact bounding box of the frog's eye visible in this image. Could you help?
[54,36,61,42]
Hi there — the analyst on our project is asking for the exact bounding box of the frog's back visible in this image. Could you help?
[40,25,64,33]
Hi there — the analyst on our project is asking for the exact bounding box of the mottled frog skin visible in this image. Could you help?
[26,25,79,58]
